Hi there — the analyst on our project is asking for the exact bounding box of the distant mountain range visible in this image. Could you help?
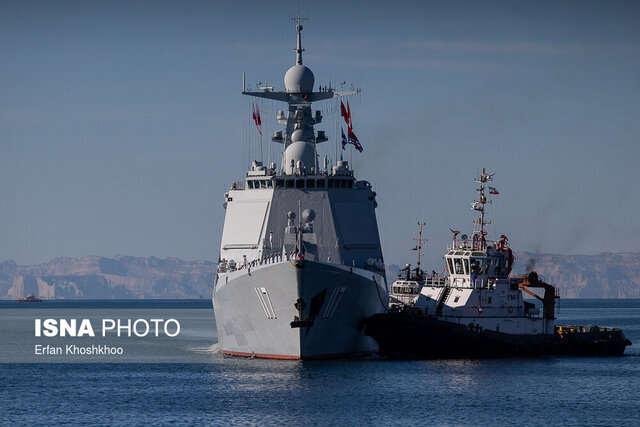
[2,251,639,299]
[0,255,216,300]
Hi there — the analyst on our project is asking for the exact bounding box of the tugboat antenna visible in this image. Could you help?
[413,222,427,272]
[472,168,494,250]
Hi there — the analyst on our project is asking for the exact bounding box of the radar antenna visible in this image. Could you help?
[291,2,308,65]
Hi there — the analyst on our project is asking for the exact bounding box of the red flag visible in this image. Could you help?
[252,103,262,135]
[340,101,349,126]
[346,100,351,125]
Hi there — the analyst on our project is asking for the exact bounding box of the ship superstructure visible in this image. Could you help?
[212,20,387,359]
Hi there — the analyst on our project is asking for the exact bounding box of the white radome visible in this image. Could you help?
[284,64,314,93]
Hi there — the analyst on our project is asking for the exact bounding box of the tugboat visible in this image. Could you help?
[365,169,632,358]
[388,222,445,310]
[17,294,42,302]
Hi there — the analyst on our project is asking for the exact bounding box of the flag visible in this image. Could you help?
[341,128,347,150]
[489,186,499,194]
[252,103,262,135]
[347,127,363,152]
[340,101,350,126]
[346,100,351,125]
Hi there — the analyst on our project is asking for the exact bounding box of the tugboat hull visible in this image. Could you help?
[364,313,632,359]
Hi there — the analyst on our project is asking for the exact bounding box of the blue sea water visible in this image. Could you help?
[1,299,640,426]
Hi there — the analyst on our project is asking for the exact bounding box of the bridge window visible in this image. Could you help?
[247,181,255,189]
[447,258,454,274]
[260,180,268,189]
[296,180,304,188]
[286,180,294,188]
[463,258,469,275]
[328,180,334,188]
[306,179,315,188]
[470,259,480,274]
[276,180,284,188]
[317,179,325,188]
[454,258,464,274]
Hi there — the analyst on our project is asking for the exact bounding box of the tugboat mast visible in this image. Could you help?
[413,222,426,272]
[472,168,494,251]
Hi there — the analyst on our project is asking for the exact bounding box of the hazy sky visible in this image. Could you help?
[1,0,639,269]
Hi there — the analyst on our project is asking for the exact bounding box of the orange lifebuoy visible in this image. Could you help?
[478,306,483,313]
[296,252,304,261]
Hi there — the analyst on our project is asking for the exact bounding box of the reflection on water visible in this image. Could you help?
[1,299,640,425]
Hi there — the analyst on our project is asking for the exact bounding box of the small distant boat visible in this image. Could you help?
[17,294,42,302]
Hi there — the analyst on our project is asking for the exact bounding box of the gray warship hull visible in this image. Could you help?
[214,260,387,359]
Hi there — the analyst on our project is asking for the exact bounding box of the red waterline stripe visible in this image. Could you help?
[221,350,300,360]
[221,349,376,360]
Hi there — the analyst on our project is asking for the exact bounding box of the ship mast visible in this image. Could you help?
[413,222,426,272]
[471,168,494,251]
[292,14,307,65]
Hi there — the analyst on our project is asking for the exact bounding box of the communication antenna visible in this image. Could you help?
[412,222,427,272]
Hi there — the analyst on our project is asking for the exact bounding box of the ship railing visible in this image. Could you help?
[423,276,447,287]
[217,252,289,273]
[555,325,619,334]
[471,278,497,289]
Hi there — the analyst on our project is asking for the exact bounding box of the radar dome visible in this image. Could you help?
[284,65,314,93]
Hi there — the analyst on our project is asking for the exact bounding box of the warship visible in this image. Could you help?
[365,169,632,358]
[212,19,388,359]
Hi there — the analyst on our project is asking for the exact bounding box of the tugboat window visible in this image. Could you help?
[307,179,315,188]
[296,180,304,188]
[317,179,325,188]
[447,258,454,274]
[328,180,334,188]
[286,180,294,188]
[276,180,284,188]
[463,259,469,275]
[454,258,464,274]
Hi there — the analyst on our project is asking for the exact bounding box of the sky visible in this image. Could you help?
[1,0,639,269]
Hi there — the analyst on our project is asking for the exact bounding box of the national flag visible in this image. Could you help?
[340,101,350,126]
[341,128,347,150]
[347,127,363,152]
[489,186,499,195]
[252,103,262,135]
